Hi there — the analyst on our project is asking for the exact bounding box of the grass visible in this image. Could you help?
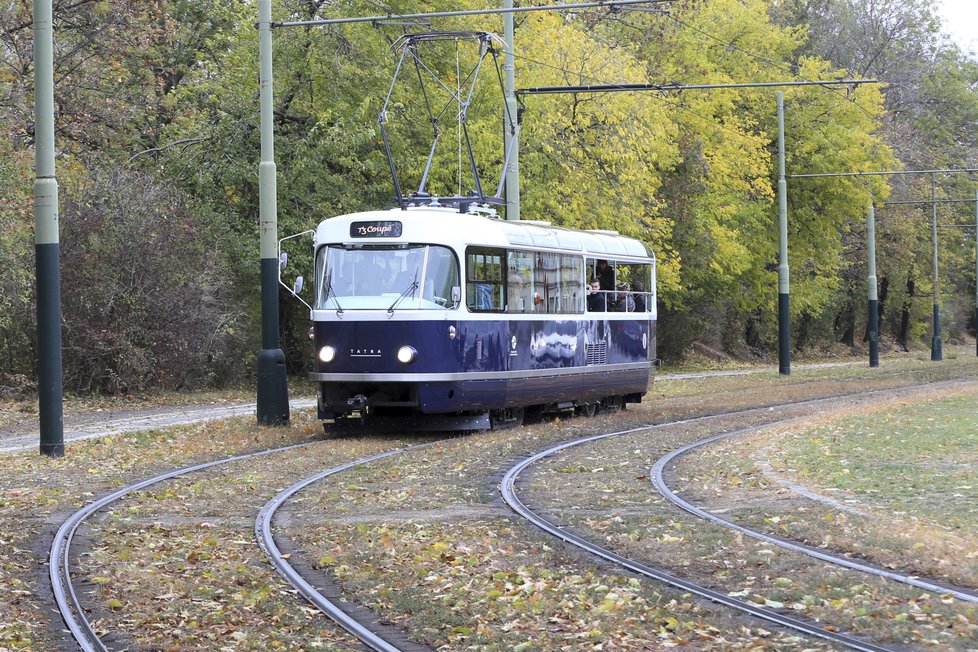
[775,393,978,522]
[673,382,978,594]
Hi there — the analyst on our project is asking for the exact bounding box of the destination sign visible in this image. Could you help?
[350,221,402,238]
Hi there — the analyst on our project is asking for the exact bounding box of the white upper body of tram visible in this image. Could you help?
[309,206,657,322]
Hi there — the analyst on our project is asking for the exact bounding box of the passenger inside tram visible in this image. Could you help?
[586,279,606,312]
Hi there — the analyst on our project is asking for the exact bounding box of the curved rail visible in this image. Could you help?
[256,444,436,652]
[651,428,978,603]
[50,442,311,652]
[499,418,895,652]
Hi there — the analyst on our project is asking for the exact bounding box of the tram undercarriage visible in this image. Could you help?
[315,376,646,433]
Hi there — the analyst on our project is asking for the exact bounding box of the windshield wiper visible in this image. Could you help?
[387,270,419,315]
[323,270,344,315]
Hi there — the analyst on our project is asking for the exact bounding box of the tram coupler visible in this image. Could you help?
[347,394,369,412]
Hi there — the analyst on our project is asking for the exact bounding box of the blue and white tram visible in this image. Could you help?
[306,206,657,430]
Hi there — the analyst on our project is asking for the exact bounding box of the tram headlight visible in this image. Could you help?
[318,345,337,364]
[396,345,417,364]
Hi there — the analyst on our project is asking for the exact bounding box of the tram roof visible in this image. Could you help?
[315,207,655,261]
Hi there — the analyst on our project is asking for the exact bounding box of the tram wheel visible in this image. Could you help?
[523,405,545,425]
[602,395,624,412]
[490,406,525,430]
[577,402,597,418]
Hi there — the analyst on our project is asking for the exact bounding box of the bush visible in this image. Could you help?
[59,167,245,393]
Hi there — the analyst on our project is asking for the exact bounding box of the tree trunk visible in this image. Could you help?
[837,299,855,347]
[864,276,888,343]
[898,273,914,351]
[795,311,812,351]
[745,312,763,351]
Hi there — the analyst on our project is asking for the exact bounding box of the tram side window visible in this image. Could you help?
[534,252,559,314]
[615,263,653,313]
[465,247,505,312]
[561,255,584,313]
[506,250,534,313]
[504,250,585,314]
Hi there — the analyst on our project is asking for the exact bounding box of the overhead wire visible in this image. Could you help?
[661,10,880,121]
[509,50,775,149]
[504,4,889,167]
[514,3,881,126]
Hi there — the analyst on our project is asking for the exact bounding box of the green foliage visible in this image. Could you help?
[516,12,680,294]
[2,0,978,390]
[0,139,35,378]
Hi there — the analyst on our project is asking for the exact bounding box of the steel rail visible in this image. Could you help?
[500,408,906,651]
[255,443,437,652]
[650,428,978,604]
[38,360,863,652]
[50,442,313,652]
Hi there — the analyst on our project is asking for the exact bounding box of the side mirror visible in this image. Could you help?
[279,252,288,272]
[293,276,303,295]
[451,286,461,304]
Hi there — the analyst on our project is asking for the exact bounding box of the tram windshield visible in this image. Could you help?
[314,244,460,310]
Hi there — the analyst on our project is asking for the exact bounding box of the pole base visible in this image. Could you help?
[257,348,290,426]
[868,299,879,368]
[931,303,943,361]
[40,443,64,458]
[778,292,791,375]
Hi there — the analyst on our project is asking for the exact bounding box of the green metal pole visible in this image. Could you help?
[931,173,942,361]
[256,0,289,425]
[777,92,791,375]
[867,204,879,367]
[975,189,977,357]
[503,0,520,221]
[34,0,64,457]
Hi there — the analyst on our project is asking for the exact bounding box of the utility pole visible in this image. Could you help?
[776,92,791,375]
[256,0,289,426]
[867,204,879,367]
[791,168,978,362]
[34,0,64,457]
[503,0,520,221]
[930,174,942,361]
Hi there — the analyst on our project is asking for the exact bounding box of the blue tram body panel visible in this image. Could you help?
[311,316,653,416]
[301,207,658,427]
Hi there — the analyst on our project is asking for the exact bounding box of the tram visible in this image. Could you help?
[294,205,657,430]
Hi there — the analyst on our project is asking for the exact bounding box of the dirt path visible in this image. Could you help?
[0,397,317,452]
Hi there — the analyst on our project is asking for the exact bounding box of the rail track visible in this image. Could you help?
[47,374,978,651]
[499,417,894,652]
[49,442,312,652]
[650,425,978,604]
[255,445,437,652]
